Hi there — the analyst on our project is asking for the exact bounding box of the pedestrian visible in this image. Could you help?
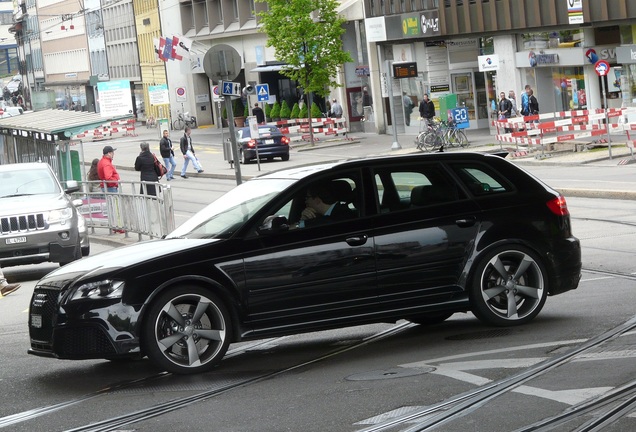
[159,129,177,181]
[86,158,101,192]
[528,89,539,115]
[179,126,203,179]
[521,84,531,116]
[0,265,20,297]
[497,92,513,133]
[135,142,159,196]
[330,99,343,118]
[508,90,518,117]
[97,145,120,193]
[402,92,414,126]
[418,93,435,126]
[252,103,265,125]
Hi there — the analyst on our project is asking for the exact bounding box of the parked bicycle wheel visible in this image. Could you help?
[173,118,185,130]
[415,132,429,151]
[456,129,469,147]
[423,131,443,152]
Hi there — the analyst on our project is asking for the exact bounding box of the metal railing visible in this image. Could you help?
[73,181,175,240]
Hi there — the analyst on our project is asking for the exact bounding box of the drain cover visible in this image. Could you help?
[346,367,435,381]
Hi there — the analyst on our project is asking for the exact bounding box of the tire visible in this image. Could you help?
[470,245,548,326]
[173,119,185,131]
[240,149,250,164]
[281,154,290,161]
[457,130,469,148]
[408,312,454,325]
[81,245,90,257]
[424,132,441,151]
[415,132,428,151]
[142,286,231,374]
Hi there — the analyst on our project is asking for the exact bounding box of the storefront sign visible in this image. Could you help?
[616,45,636,64]
[478,55,499,72]
[420,10,440,36]
[402,15,420,37]
[355,65,370,76]
[365,17,387,43]
[528,51,559,67]
[430,84,450,93]
[567,0,584,25]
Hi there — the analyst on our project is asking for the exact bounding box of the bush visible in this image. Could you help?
[265,103,272,120]
[290,103,300,119]
[233,98,244,117]
[299,104,308,119]
[270,101,281,119]
[310,102,323,118]
[279,100,291,119]
[244,103,249,117]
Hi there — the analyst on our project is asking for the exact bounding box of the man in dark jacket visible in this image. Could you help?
[159,130,176,181]
[179,127,203,178]
[252,103,265,124]
[419,94,435,125]
[497,92,513,132]
[134,142,158,196]
[294,182,355,228]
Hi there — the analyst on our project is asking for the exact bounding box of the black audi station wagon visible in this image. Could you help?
[28,152,581,374]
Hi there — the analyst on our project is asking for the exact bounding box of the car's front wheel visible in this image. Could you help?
[470,245,548,326]
[142,286,231,374]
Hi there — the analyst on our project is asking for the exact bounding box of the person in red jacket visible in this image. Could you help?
[97,145,120,193]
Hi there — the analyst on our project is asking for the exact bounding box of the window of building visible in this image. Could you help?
[520,30,585,50]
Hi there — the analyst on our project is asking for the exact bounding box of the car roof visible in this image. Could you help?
[0,162,50,172]
[253,151,511,181]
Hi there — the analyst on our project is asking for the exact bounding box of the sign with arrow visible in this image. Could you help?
[256,84,270,102]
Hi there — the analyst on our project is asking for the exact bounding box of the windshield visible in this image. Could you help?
[0,168,60,198]
[167,178,296,239]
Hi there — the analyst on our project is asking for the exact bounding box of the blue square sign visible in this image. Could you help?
[256,84,270,102]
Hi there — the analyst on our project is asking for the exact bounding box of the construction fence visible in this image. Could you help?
[493,107,636,160]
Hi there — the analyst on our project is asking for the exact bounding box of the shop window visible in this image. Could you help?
[594,26,620,45]
[552,67,586,112]
[520,30,584,50]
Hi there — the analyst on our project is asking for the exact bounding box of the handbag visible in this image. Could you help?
[152,153,168,179]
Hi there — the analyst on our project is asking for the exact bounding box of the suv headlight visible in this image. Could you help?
[71,280,124,300]
[47,207,73,224]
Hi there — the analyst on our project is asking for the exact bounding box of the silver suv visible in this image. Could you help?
[0,162,89,267]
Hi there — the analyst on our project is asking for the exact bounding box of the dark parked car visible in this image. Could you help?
[236,125,290,164]
[28,152,581,374]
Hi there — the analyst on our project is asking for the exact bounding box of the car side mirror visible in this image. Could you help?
[65,180,80,194]
[258,215,289,234]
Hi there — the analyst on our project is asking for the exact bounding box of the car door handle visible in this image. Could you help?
[346,235,368,246]
[455,217,477,227]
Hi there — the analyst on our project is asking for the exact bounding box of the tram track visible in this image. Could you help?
[0,323,415,431]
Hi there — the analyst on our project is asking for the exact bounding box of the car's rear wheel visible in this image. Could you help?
[240,149,250,164]
[470,245,548,326]
[281,154,290,161]
[142,286,231,374]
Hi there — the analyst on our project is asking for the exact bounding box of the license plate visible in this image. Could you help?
[31,314,42,328]
[6,236,26,245]
[265,139,274,144]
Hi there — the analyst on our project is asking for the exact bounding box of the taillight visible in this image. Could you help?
[281,136,290,145]
[247,139,256,148]
[546,195,569,216]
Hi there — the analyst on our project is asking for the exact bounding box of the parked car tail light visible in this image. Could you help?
[247,139,257,148]
[281,136,290,145]
[546,195,569,216]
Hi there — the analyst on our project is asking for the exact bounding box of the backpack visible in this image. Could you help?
[153,153,168,179]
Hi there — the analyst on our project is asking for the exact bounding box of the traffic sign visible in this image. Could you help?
[221,81,241,97]
[256,84,270,102]
[594,60,610,77]
[449,107,470,129]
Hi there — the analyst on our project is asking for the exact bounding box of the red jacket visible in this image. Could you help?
[97,155,120,189]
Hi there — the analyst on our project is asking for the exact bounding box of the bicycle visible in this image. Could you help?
[415,117,438,151]
[172,112,196,130]
[415,118,469,151]
[444,119,469,148]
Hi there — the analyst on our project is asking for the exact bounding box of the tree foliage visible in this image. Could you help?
[256,0,352,98]
[290,103,300,119]
[279,100,291,119]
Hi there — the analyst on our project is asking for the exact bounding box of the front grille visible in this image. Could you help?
[1,213,46,235]
[29,288,60,343]
[56,327,116,357]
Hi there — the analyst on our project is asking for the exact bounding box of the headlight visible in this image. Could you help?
[47,207,73,224]
[71,280,124,300]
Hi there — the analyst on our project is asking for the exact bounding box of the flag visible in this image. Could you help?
[157,37,166,61]
[171,36,183,61]
[163,37,173,61]
[176,35,193,58]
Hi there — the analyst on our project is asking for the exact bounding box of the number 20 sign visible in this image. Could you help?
[449,107,470,129]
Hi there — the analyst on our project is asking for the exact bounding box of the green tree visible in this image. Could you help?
[270,101,281,119]
[279,100,291,119]
[265,103,272,120]
[257,0,352,143]
[290,103,300,119]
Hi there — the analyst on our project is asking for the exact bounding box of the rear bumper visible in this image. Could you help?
[547,237,582,296]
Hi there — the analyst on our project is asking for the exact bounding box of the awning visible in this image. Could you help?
[0,109,133,139]
[250,65,288,73]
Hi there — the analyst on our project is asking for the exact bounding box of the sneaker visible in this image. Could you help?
[197,170,204,173]
[0,283,21,297]
[181,175,188,179]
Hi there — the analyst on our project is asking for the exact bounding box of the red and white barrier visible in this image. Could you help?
[270,117,348,142]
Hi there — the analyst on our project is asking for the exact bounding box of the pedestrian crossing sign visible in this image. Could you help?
[256,84,270,102]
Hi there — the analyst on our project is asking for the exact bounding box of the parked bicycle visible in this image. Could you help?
[415,118,469,151]
[172,112,196,130]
